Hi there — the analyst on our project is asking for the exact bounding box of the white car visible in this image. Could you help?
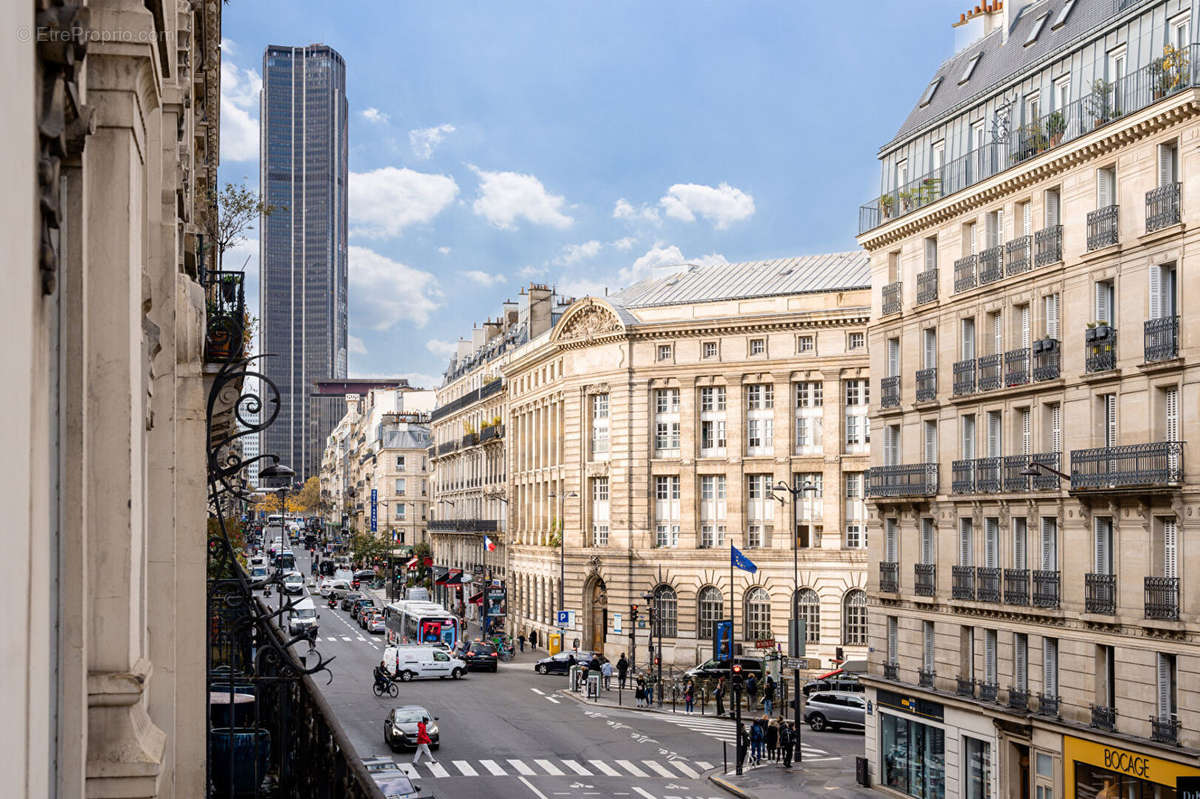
[282,571,305,594]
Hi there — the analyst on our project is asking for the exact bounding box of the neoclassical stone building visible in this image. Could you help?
[504,256,873,669]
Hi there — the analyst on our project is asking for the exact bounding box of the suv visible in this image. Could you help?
[340,591,365,611]
[803,675,864,696]
[352,598,376,623]
[804,691,866,732]
[459,641,500,672]
[684,656,765,682]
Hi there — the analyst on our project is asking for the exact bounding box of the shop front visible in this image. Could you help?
[1064,735,1200,799]
[876,689,947,799]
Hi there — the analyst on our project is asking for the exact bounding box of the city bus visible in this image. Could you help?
[383,601,459,649]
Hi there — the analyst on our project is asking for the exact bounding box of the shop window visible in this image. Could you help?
[880,713,946,799]
[963,737,992,799]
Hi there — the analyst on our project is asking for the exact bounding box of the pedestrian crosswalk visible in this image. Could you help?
[381,757,715,780]
[649,713,840,762]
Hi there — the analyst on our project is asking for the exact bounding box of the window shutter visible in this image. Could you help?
[1046,189,1060,227]
[1159,144,1176,186]
[1045,294,1059,339]
[1157,653,1172,718]
[992,313,1003,354]
[1044,638,1058,695]
[887,617,898,661]
[922,519,935,564]
[1051,404,1062,453]
[1015,635,1028,689]
[888,338,900,376]
[1164,518,1178,580]
[1094,519,1111,574]
[985,519,998,568]
[960,520,972,566]
[1014,519,1027,569]
[925,329,937,369]
[970,222,978,255]
[1150,266,1162,320]
[988,412,1002,458]
[1166,387,1179,442]
[985,631,996,681]
[1098,168,1113,208]
[1094,282,1109,324]
[923,622,935,669]
[1023,202,1032,236]
[1041,518,1057,570]
[1105,394,1118,447]
[1021,409,1031,455]
[1020,305,1031,349]
[925,238,937,272]
[963,319,976,359]
[925,421,937,464]
[886,521,897,562]
[962,416,975,460]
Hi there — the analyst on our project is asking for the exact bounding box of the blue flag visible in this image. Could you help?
[731,545,758,573]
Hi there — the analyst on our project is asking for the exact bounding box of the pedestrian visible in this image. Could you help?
[529,629,539,650]
[683,679,695,714]
[636,676,647,707]
[766,717,779,761]
[736,722,749,771]
[588,653,603,674]
[780,720,794,768]
[617,653,629,688]
[517,632,526,653]
[749,718,764,764]
[601,659,614,690]
[714,676,726,717]
[745,674,758,710]
[763,674,776,717]
[412,716,437,765]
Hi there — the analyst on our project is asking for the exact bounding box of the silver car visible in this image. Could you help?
[804,690,866,732]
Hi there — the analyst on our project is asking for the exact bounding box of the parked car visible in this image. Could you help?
[340,591,365,611]
[360,757,423,799]
[383,706,440,752]
[458,641,500,672]
[365,610,386,634]
[354,598,377,625]
[803,675,864,696]
[534,650,601,675]
[287,597,319,637]
[804,691,866,732]
[683,656,766,682]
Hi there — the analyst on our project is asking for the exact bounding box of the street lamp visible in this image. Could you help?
[548,490,579,625]
[642,589,662,705]
[772,476,818,764]
[484,489,511,636]
[1020,460,1070,481]
[258,461,295,618]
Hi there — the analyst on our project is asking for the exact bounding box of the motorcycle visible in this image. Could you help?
[327,596,338,609]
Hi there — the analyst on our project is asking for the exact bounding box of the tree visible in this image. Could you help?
[350,531,392,567]
[293,476,321,513]
[251,492,302,515]
[212,181,279,271]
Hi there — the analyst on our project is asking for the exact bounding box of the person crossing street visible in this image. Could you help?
[412,716,437,765]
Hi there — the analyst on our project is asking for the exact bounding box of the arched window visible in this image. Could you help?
[697,586,723,639]
[795,588,821,643]
[745,587,771,641]
[653,584,678,638]
[843,589,868,645]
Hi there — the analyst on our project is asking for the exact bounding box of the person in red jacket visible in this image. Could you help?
[412,716,436,765]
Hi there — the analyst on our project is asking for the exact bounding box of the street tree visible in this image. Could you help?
[293,476,321,512]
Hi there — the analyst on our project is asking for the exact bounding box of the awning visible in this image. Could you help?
[431,567,449,584]
[468,591,484,605]
[443,569,463,585]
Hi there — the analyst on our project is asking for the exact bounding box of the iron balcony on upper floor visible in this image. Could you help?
[1146,182,1181,232]
[879,561,899,593]
[953,452,1062,495]
[428,519,500,533]
[916,268,938,305]
[954,339,1059,398]
[881,375,901,408]
[1144,316,1179,363]
[1084,325,1117,373]
[882,281,902,316]
[866,463,938,498]
[1086,205,1119,251]
[1069,441,1183,492]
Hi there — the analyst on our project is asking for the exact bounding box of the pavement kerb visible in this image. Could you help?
[708,771,757,799]
[556,686,730,717]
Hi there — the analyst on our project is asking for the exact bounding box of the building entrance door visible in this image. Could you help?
[587,578,607,651]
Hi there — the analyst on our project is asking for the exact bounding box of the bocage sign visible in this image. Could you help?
[1064,736,1200,791]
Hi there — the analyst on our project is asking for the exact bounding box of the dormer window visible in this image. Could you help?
[959,53,982,85]
[1024,13,1049,46]
[1052,0,1075,30]
[918,77,942,107]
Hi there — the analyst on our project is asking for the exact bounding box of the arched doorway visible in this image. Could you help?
[585,577,607,652]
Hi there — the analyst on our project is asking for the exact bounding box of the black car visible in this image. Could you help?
[352,598,376,623]
[683,656,766,682]
[534,650,600,675]
[383,706,440,752]
[458,641,500,672]
[340,591,365,611]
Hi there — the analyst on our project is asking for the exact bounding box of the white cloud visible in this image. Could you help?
[557,277,612,300]
[348,335,367,355]
[462,270,506,286]
[362,107,390,124]
[348,246,443,330]
[556,240,602,266]
[349,167,459,238]
[659,182,755,229]
[409,123,456,159]
[470,166,573,230]
[618,243,727,285]
[397,372,443,390]
[519,265,547,278]
[611,236,637,251]
[613,198,660,224]
[219,61,261,163]
[426,339,459,358]
[220,38,237,56]
[437,246,452,255]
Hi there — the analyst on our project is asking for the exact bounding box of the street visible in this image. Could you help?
[283,549,864,799]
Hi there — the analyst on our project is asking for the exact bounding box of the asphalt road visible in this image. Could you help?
[280,549,863,799]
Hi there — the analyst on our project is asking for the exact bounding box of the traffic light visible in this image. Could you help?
[630,604,639,623]
[731,662,743,687]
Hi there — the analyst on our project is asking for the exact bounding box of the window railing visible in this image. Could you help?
[879,561,899,593]
[1150,715,1180,745]
[1032,570,1061,608]
[952,565,975,600]
[1037,693,1060,717]
[979,245,1005,284]
[952,459,975,494]
[882,281,903,316]
[956,676,976,697]
[954,255,978,293]
[916,268,939,304]
[1085,572,1117,614]
[1087,204,1119,251]
[953,358,977,396]
[916,367,937,402]
[1003,452,1062,492]
[977,456,1001,493]
[1144,316,1179,362]
[1006,235,1032,276]
[1034,225,1063,266]
[1004,347,1030,387]
[428,519,499,532]
[866,463,939,497]
[1091,704,1118,732]
[883,662,899,681]
[978,681,999,702]
[915,563,936,597]
[1146,182,1181,232]
[1070,441,1184,490]
[1008,687,1029,711]
[203,270,247,363]
[918,668,935,688]
[881,375,901,408]
[1145,576,1180,620]
[1033,339,1061,380]
[978,353,1002,391]
[1085,325,1118,373]
[977,567,1001,602]
[479,423,505,443]
[1004,569,1029,605]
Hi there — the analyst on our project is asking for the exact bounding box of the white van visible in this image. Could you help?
[382,646,467,681]
[288,597,319,636]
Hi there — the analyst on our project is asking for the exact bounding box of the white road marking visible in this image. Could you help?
[530,688,545,695]
[519,776,551,799]
[669,761,699,778]
[479,759,507,775]
[632,788,657,799]
[508,758,536,776]
[545,696,560,704]
[427,762,450,778]
[642,760,676,778]
[588,760,621,776]
[695,760,714,770]
[534,759,564,775]
[615,760,648,777]
[397,763,420,778]
[341,636,352,641]
[453,760,478,776]
[561,759,592,775]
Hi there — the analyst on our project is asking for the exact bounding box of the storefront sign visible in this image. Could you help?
[1064,735,1200,796]
[754,638,776,649]
[876,688,944,722]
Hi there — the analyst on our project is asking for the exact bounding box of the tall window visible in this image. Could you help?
[745,587,771,641]
[1157,653,1177,722]
[794,381,823,454]
[795,588,821,643]
[843,589,867,645]
[920,518,936,565]
[746,474,774,548]
[697,587,723,639]
[746,384,775,455]
[959,518,974,566]
[1093,517,1113,575]
[591,477,609,547]
[795,472,823,547]
[1043,637,1059,698]
[887,616,899,665]
[654,388,680,456]
[654,475,680,548]
[699,475,727,548]
[652,584,677,638]
[844,379,870,453]
[396,456,406,470]
[1040,517,1058,571]
[923,621,936,672]
[1015,633,1028,692]
[591,394,609,459]
[699,386,727,457]
[396,503,406,520]
[844,473,866,548]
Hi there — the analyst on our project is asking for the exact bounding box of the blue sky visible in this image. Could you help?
[220,1,953,387]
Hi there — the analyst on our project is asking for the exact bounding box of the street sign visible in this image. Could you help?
[783,657,821,670]
[556,610,575,627]
[612,613,622,634]
[754,638,776,649]
[370,489,378,532]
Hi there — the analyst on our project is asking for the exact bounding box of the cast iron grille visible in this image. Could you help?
[1008,687,1029,711]
[1004,569,1029,605]
[915,564,936,597]
[915,367,937,402]
[1146,182,1181,232]
[1033,343,1061,381]
[1032,570,1061,608]
[866,463,939,497]
[977,568,1001,602]
[916,268,939,305]
[1034,225,1063,266]
[952,565,976,600]
[1144,576,1180,620]
[879,561,899,593]
[953,359,977,396]
[979,245,1004,284]
[1144,316,1179,363]
[1085,327,1118,373]
[1070,442,1183,490]
[978,353,1002,391]
[883,662,899,681]
[951,460,975,494]
[881,375,901,408]
[1037,693,1060,717]
[1087,204,1119,250]
[1085,573,1117,614]
[1006,235,1032,276]
[882,281,903,316]
[1091,704,1117,732]
[978,681,999,702]
[1004,347,1030,386]
[975,457,1001,493]
[956,676,976,697]
[1150,715,1180,745]
[918,669,935,688]
[954,255,978,293]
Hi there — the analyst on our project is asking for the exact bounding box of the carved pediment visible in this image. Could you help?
[558,302,623,342]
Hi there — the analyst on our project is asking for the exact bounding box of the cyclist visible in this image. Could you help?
[373,660,392,694]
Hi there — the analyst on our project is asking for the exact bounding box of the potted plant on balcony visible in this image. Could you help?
[879,193,896,220]
[1087,78,1114,126]
[219,273,240,303]
[1046,111,1066,147]
[1152,44,1189,99]
[1085,321,1113,342]
[898,188,917,213]
[205,300,236,361]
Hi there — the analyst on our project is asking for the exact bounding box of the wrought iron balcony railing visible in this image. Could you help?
[956,676,976,697]
[1034,225,1063,266]
[430,378,504,423]
[1032,339,1061,381]
[1145,576,1180,620]
[1085,572,1117,614]
[879,561,899,593]
[1085,326,1118,373]
[1004,568,1030,605]
[918,668,935,688]
[916,268,939,305]
[866,463,938,498]
[428,518,500,532]
[1002,452,1062,492]
[1150,715,1180,745]
[978,681,999,702]
[881,375,901,408]
[1087,204,1119,250]
[915,563,936,597]
[436,440,458,456]
[1037,693,1060,717]
[977,567,1001,603]
[1144,316,1179,363]
[1070,441,1184,490]
[1006,235,1032,276]
[976,457,1002,493]
[952,459,975,494]
[954,254,978,293]
[1032,570,1061,608]
[1005,347,1030,387]
[952,565,976,600]
[1008,687,1029,711]
[1146,182,1181,232]
[882,281,903,316]
[978,353,1002,391]
[479,423,505,443]
[883,662,899,681]
[203,270,247,363]
[979,245,1005,284]
[953,358,977,396]
[915,367,937,402]
[1091,704,1117,732]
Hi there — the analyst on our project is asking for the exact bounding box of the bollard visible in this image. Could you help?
[618,684,622,706]
[700,688,706,716]
[671,685,676,713]
[723,740,727,775]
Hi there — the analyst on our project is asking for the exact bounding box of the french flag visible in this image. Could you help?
[483,535,497,552]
